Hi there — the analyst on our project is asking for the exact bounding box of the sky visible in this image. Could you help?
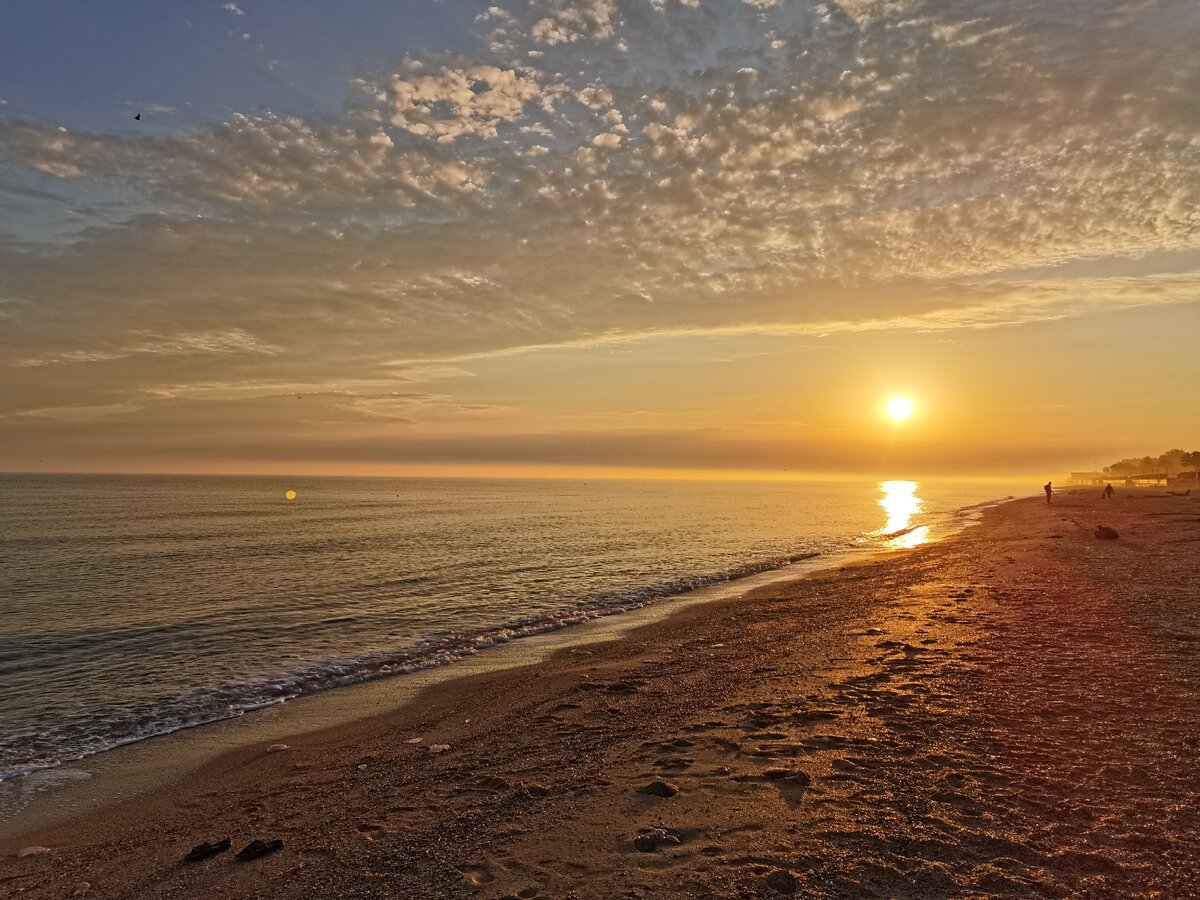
[1,0,1198,479]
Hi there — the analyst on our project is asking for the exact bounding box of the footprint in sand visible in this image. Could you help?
[605,681,640,695]
[789,710,839,727]
[461,865,498,886]
[356,822,390,840]
[653,755,695,772]
[636,780,679,798]
[799,735,852,751]
[732,767,812,805]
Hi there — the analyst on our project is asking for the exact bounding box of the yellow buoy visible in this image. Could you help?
[284,489,297,501]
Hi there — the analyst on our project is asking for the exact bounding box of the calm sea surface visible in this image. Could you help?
[0,475,1027,780]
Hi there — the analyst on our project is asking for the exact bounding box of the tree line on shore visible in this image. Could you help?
[1102,449,1200,477]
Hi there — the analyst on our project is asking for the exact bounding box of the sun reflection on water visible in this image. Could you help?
[875,480,930,549]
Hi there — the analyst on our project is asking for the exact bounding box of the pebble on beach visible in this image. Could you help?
[637,780,679,797]
[633,828,682,853]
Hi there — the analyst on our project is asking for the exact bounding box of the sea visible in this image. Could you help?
[0,474,1029,782]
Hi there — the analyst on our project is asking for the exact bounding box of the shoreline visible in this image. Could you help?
[0,547,832,788]
[0,491,1008,831]
[0,476,1023,796]
[0,544,871,839]
[3,490,1197,898]
[0,478,1017,798]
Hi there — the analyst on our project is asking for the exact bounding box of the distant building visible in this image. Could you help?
[1126,473,1169,486]
[1070,471,1175,487]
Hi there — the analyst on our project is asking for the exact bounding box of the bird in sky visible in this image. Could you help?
[134,113,141,121]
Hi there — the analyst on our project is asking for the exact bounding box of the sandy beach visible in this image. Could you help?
[3,489,1198,898]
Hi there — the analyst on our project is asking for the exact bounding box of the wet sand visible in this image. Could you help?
[3,490,1199,898]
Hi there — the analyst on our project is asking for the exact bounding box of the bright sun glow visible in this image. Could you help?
[886,396,915,421]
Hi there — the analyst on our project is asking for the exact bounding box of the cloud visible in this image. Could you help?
[530,0,618,44]
[10,403,145,423]
[0,415,1092,476]
[15,328,276,367]
[0,115,487,215]
[2,0,1199,468]
[386,60,547,142]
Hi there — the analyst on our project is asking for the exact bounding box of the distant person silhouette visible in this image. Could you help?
[1044,481,1053,504]
[1103,483,1114,500]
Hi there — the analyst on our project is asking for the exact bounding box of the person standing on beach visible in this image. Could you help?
[1044,481,1053,504]
[1103,483,1114,500]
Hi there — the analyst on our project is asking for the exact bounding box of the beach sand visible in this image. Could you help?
[2,490,1198,898]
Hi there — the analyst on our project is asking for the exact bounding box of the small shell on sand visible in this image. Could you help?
[267,744,290,753]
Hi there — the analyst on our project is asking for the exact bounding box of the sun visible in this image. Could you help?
[886,396,915,421]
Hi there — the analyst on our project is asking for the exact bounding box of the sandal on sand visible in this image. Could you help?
[183,838,231,863]
[235,839,283,861]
